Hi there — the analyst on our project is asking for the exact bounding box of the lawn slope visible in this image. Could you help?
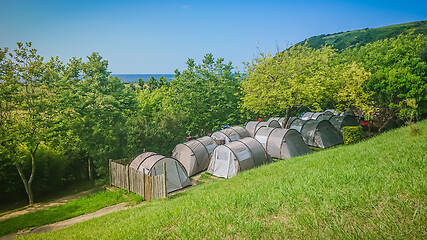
[21,121,426,239]
[296,20,427,51]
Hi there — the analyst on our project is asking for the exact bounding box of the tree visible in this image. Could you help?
[165,53,242,136]
[340,32,427,131]
[71,52,137,183]
[242,44,371,125]
[0,42,62,204]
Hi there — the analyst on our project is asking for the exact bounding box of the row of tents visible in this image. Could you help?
[122,109,360,193]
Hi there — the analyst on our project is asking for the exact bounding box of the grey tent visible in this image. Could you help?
[211,126,250,144]
[172,136,217,176]
[245,120,280,137]
[255,127,313,159]
[302,112,315,119]
[316,114,334,121]
[311,110,335,120]
[324,109,338,115]
[268,117,287,127]
[329,115,359,133]
[339,109,356,116]
[130,152,191,193]
[285,116,298,129]
[207,137,272,178]
[288,118,307,132]
[300,120,343,148]
[196,136,217,154]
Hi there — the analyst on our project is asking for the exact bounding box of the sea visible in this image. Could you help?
[112,74,175,83]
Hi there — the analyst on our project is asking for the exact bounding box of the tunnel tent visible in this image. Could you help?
[329,115,359,133]
[324,109,338,115]
[245,121,262,137]
[311,112,324,120]
[258,120,281,129]
[268,117,288,127]
[316,114,334,121]
[172,138,212,177]
[196,136,217,154]
[255,127,313,159]
[129,152,191,193]
[288,118,307,132]
[300,120,343,148]
[211,126,250,144]
[285,116,298,129]
[302,112,315,119]
[207,137,272,178]
[339,109,356,116]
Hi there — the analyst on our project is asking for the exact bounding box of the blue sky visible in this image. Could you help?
[1,0,426,74]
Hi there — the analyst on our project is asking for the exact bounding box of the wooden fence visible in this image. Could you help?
[109,159,167,200]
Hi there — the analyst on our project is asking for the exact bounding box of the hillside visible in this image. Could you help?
[296,20,427,50]
[21,121,426,239]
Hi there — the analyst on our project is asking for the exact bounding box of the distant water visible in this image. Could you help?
[112,74,174,83]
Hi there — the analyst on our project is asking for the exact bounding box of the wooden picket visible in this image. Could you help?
[109,160,167,200]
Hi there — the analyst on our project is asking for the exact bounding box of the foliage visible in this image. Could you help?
[342,126,363,145]
[165,53,242,136]
[340,32,427,131]
[24,120,427,239]
[296,20,427,51]
[242,44,371,120]
[0,189,130,237]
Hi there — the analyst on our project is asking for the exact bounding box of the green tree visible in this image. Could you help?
[0,42,62,204]
[242,45,371,125]
[165,53,242,136]
[72,52,137,183]
[341,32,427,131]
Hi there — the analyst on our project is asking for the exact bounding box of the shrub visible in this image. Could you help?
[343,126,363,145]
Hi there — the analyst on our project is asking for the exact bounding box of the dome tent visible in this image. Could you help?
[285,116,299,129]
[300,119,343,148]
[316,114,334,121]
[207,137,272,178]
[130,152,191,193]
[302,112,315,119]
[255,127,313,159]
[211,126,250,144]
[245,120,280,137]
[172,136,217,177]
[329,115,359,133]
[196,136,217,154]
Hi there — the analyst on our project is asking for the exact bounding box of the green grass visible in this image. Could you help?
[19,120,427,239]
[0,188,142,237]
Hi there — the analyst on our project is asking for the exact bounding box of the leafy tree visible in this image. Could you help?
[0,42,62,204]
[165,53,242,136]
[340,32,427,131]
[71,52,137,182]
[242,45,371,125]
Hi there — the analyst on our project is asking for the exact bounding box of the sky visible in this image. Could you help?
[1,0,426,74]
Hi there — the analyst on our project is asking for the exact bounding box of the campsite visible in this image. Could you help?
[1,2,426,238]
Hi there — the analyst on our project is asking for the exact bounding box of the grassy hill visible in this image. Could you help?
[296,20,427,50]
[20,121,426,239]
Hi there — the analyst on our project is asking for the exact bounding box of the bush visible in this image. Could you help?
[343,126,363,145]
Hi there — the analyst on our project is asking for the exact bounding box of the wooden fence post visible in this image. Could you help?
[109,159,112,187]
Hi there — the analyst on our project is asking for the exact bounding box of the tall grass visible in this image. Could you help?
[20,120,427,239]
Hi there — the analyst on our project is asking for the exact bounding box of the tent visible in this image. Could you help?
[329,115,359,133]
[267,117,287,127]
[207,137,272,178]
[196,136,217,154]
[255,127,313,159]
[211,126,250,144]
[339,109,356,116]
[129,152,191,193]
[316,114,334,121]
[288,118,307,132]
[172,136,217,176]
[245,120,281,137]
[302,112,315,119]
[300,120,343,148]
[285,116,298,129]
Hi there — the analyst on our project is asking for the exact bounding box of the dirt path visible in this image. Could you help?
[0,186,104,222]
[1,201,144,240]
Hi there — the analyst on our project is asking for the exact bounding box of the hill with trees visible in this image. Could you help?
[295,20,427,51]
